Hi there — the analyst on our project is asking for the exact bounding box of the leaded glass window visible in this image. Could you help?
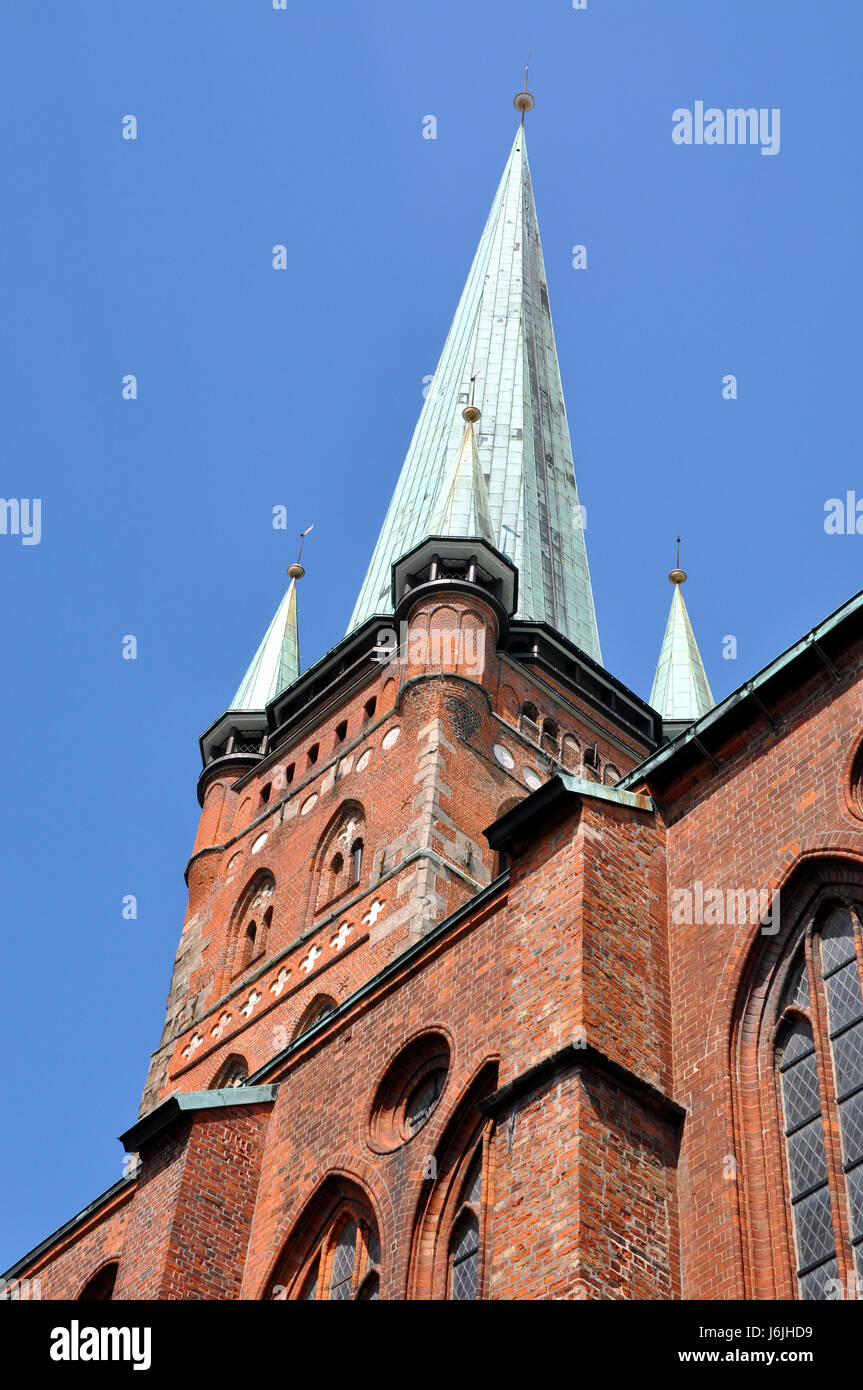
[449,1213,480,1300]
[778,1019,836,1295]
[406,1070,445,1134]
[329,1220,357,1301]
[447,1145,484,1301]
[775,904,863,1298]
[820,908,863,1280]
[293,1208,381,1301]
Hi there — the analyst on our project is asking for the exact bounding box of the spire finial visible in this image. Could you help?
[288,524,314,580]
[669,535,687,585]
[513,53,535,124]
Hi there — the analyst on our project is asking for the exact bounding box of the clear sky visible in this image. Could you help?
[2,0,861,1269]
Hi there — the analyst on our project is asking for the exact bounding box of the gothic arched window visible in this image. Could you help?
[407,1063,496,1300]
[293,995,337,1041]
[313,805,365,918]
[227,872,275,985]
[211,1054,249,1089]
[448,1148,483,1300]
[774,903,863,1298]
[271,1186,381,1301]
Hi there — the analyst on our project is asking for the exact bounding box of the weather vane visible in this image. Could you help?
[670,535,687,585]
[513,52,535,124]
[288,524,314,580]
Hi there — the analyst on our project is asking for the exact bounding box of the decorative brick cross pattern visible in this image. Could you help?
[240,989,261,1019]
[210,1012,231,1039]
[300,944,321,974]
[362,899,385,927]
[331,921,352,951]
[270,967,291,997]
[182,1033,202,1059]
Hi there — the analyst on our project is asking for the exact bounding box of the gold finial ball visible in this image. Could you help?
[462,404,481,424]
[669,568,687,585]
[287,562,306,580]
[513,90,535,116]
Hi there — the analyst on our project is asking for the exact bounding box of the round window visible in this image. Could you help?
[405,1070,446,1135]
[368,1033,451,1152]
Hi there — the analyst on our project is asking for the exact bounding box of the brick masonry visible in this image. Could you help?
[10,590,863,1300]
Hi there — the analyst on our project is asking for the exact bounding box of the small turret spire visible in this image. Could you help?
[231,526,312,711]
[650,542,714,723]
[430,388,495,544]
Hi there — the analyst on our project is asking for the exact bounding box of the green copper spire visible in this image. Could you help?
[348,121,602,662]
[231,579,300,711]
[650,565,714,722]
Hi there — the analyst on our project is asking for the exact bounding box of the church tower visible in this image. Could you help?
[14,88,863,1311]
[138,101,660,1116]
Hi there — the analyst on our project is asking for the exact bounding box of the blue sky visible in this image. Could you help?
[2,0,861,1268]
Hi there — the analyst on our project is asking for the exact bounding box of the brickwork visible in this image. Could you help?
[13,586,863,1302]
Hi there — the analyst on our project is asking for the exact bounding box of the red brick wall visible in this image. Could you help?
[652,638,863,1298]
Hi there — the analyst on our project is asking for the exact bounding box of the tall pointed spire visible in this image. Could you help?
[231,528,311,711]
[650,553,714,723]
[348,113,601,662]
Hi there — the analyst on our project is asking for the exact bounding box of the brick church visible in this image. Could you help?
[8,97,863,1302]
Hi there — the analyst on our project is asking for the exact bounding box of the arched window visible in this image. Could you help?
[312,804,366,918]
[270,1183,382,1301]
[448,1149,483,1300]
[603,764,621,786]
[519,702,539,739]
[260,904,273,954]
[351,839,363,886]
[561,735,580,772]
[211,1054,249,1089]
[408,1063,496,1300]
[78,1263,119,1300]
[540,719,560,757]
[773,903,863,1297]
[324,852,344,904]
[293,995,337,1041]
[243,919,258,964]
[226,872,275,986]
[582,744,600,780]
